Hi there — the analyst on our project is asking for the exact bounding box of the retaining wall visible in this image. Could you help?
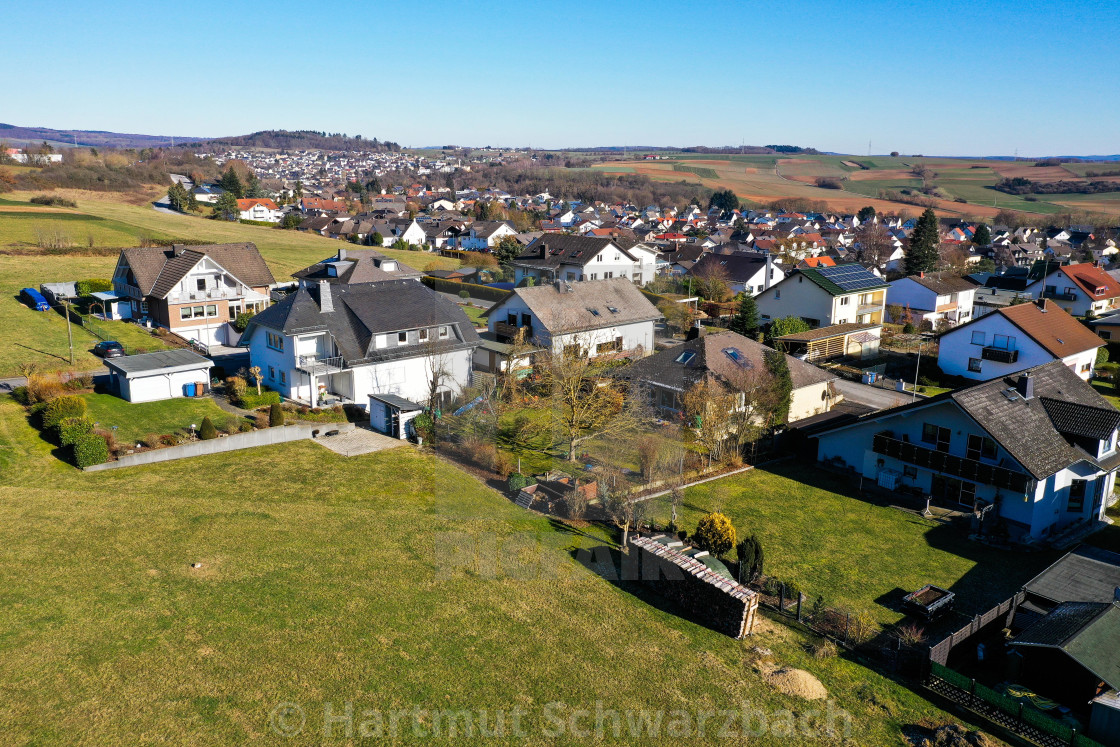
[84,422,355,471]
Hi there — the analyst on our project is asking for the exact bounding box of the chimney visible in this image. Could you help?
[919,271,925,278]
[554,278,566,294]
[540,242,548,258]
[686,321,703,341]
[1035,298,1047,312]
[318,280,334,313]
[338,247,347,260]
[765,253,774,290]
[1016,374,1034,400]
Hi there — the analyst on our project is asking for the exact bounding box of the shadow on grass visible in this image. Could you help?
[13,342,70,364]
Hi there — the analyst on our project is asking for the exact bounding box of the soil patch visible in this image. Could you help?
[765,666,828,700]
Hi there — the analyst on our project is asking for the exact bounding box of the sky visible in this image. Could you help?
[3,0,1118,156]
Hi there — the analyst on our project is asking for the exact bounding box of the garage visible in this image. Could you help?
[105,349,214,403]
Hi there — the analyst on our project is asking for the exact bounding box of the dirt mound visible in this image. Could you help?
[765,667,828,700]
[903,723,993,747]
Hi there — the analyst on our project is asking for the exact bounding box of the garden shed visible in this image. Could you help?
[105,349,213,403]
[368,393,424,440]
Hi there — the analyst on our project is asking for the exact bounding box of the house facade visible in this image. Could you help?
[688,253,784,296]
[886,273,976,328]
[237,198,282,223]
[243,279,480,408]
[813,362,1120,541]
[511,235,657,286]
[485,277,659,358]
[755,264,888,328]
[111,243,275,347]
[456,220,517,250]
[938,299,1103,381]
[1026,263,1120,317]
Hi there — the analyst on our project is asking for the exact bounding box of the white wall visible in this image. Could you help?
[938,313,1097,380]
[123,367,211,403]
[756,277,835,327]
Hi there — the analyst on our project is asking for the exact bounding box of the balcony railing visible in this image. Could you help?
[857,303,882,316]
[168,288,245,304]
[495,322,532,342]
[981,346,1018,363]
[1043,290,1077,302]
[872,432,1032,493]
[297,355,345,375]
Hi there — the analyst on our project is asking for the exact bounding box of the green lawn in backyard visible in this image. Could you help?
[80,392,235,445]
[0,394,961,745]
[458,302,486,326]
[650,460,1060,626]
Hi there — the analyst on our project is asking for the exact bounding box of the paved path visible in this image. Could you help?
[314,426,403,456]
[834,378,914,411]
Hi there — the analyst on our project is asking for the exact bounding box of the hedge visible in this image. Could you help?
[508,473,536,493]
[42,395,87,430]
[76,278,113,297]
[422,276,509,303]
[73,433,109,468]
[239,390,281,409]
[58,416,94,446]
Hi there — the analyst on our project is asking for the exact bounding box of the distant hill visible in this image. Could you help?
[0,123,210,149]
[193,130,401,152]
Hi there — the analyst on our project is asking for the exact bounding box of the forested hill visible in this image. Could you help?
[193,130,401,152]
[0,123,208,149]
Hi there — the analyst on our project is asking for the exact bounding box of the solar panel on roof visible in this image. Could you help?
[817,264,883,292]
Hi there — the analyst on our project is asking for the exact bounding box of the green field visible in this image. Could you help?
[0,211,176,248]
[0,395,958,745]
[671,163,719,179]
[81,392,234,445]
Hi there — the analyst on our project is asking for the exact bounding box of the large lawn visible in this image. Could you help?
[654,461,1063,626]
[81,392,234,445]
[0,395,963,745]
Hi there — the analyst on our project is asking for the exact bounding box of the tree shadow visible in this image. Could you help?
[13,343,70,364]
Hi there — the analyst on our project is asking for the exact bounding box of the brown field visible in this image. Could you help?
[1048,197,1120,214]
[847,168,917,181]
[988,162,1078,180]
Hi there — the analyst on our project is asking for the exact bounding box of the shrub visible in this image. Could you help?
[73,433,109,468]
[268,403,284,427]
[493,451,514,478]
[736,534,765,582]
[26,374,65,404]
[1097,347,1110,366]
[240,390,281,409]
[255,414,270,429]
[508,473,534,492]
[233,312,255,332]
[199,416,218,440]
[902,322,916,334]
[142,433,163,448]
[30,194,78,208]
[75,278,113,296]
[810,640,837,659]
[846,609,878,645]
[10,385,29,405]
[238,420,254,433]
[160,434,182,446]
[225,375,248,398]
[42,395,87,430]
[896,622,927,647]
[694,512,736,557]
[58,416,93,446]
[412,412,434,442]
[64,373,94,391]
[458,289,470,299]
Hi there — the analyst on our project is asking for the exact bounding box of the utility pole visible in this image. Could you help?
[63,299,74,365]
[912,339,923,401]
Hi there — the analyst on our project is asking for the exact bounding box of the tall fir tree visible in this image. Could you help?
[972,223,991,247]
[763,348,793,426]
[905,208,941,275]
[728,293,760,338]
[218,167,245,199]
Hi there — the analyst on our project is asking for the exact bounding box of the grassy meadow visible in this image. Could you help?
[0,394,963,745]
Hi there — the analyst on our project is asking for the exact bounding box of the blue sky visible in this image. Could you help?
[3,0,1117,156]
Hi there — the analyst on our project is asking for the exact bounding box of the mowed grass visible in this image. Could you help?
[81,392,233,445]
[0,211,175,247]
[652,460,1058,626]
[0,395,955,745]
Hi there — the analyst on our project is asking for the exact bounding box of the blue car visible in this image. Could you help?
[20,288,50,311]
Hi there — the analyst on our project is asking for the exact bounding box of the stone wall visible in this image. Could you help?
[84,422,356,471]
[629,535,759,639]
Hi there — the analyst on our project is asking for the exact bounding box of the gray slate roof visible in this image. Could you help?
[1024,545,1120,605]
[513,234,636,270]
[1012,602,1120,690]
[291,249,422,285]
[105,349,212,376]
[245,279,480,365]
[490,277,660,336]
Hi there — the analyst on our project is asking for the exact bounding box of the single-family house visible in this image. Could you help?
[755,264,888,328]
[485,277,659,358]
[937,299,1104,381]
[886,273,977,328]
[510,235,657,286]
[688,253,784,296]
[1026,263,1120,317]
[456,220,517,250]
[813,361,1120,541]
[111,243,275,347]
[237,198,282,223]
[242,279,480,409]
[291,247,422,286]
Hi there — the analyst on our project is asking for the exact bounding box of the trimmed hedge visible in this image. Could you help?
[42,395,87,430]
[508,472,535,492]
[236,390,281,409]
[199,416,218,440]
[268,403,284,427]
[76,278,113,296]
[73,433,109,468]
[58,416,94,446]
[422,276,509,302]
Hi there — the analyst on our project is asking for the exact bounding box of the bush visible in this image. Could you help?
[199,416,218,440]
[64,373,94,391]
[142,433,163,448]
[75,278,113,296]
[493,451,514,478]
[421,276,510,302]
[10,385,29,405]
[73,433,109,468]
[412,412,434,442]
[268,403,285,427]
[1097,347,1110,367]
[810,640,837,659]
[26,374,64,404]
[233,312,254,332]
[508,473,535,492]
[458,289,470,299]
[736,534,765,582]
[30,194,78,208]
[846,609,878,645]
[240,390,281,409]
[902,322,915,334]
[160,433,182,446]
[238,420,254,433]
[694,512,736,557]
[42,395,87,430]
[58,416,93,446]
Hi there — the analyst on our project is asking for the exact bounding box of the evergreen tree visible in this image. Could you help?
[199,417,217,440]
[244,172,266,198]
[972,223,991,246]
[905,208,941,275]
[218,166,245,198]
[167,182,189,212]
[707,189,739,213]
[727,293,760,337]
[763,348,793,426]
[857,206,876,222]
[213,192,240,221]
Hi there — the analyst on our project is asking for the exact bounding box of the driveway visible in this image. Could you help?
[834,378,914,411]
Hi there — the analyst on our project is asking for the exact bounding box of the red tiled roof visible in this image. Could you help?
[1060,264,1120,300]
[236,198,278,211]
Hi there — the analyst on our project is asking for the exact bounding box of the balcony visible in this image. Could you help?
[981,346,1018,363]
[1043,290,1077,302]
[168,288,245,304]
[495,322,532,343]
[297,355,345,376]
[872,431,1032,493]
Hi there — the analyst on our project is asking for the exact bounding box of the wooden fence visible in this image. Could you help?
[928,590,1023,666]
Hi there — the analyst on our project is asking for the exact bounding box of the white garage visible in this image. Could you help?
[105,349,214,403]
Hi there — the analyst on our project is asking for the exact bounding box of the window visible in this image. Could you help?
[1106,330,1115,341]
[922,423,951,452]
[596,254,603,262]
[675,351,696,364]
[971,331,985,345]
[1082,362,1092,373]
[992,334,1014,350]
[419,328,429,342]
[966,434,997,461]
[279,370,286,384]
[181,307,192,320]
[140,300,149,314]
[839,297,849,306]
[521,313,532,327]
[1066,287,1078,296]
[439,326,449,339]
[604,272,614,279]
[206,304,217,317]
[589,273,597,280]
[903,465,918,479]
[196,278,206,291]
[774,290,781,300]
[193,305,205,319]
[596,339,621,354]
[266,332,284,351]
[968,358,983,373]
[268,366,275,380]
[1068,480,1087,512]
[398,331,408,345]
[507,313,517,326]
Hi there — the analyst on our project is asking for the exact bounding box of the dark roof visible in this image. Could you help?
[490,277,659,335]
[104,349,212,376]
[368,393,424,411]
[688,252,771,282]
[292,249,422,285]
[616,330,835,394]
[245,279,480,365]
[1012,602,1120,690]
[119,243,275,297]
[796,264,888,296]
[1040,397,1120,441]
[1024,545,1120,605]
[512,235,633,270]
[778,322,879,343]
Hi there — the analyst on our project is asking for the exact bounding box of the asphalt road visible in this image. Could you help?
[834,378,915,411]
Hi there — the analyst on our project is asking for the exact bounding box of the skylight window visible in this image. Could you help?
[607,306,619,314]
[675,351,696,364]
[722,347,751,368]
[587,308,600,316]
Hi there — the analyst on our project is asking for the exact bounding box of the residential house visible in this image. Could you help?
[242,279,480,408]
[755,264,888,328]
[1088,311,1120,343]
[510,235,658,286]
[484,277,659,358]
[236,198,282,223]
[111,243,275,347]
[616,330,839,423]
[886,273,977,328]
[456,220,517,250]
[191,184,225,204]
[301,197,349,213]
[813,361,1120,541]
[1026,263,1120,317]
[688,253,784,296]
[291,247,423,287]
[938,299,1104,381]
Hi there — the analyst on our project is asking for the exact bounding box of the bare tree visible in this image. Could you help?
[854,222,894,270]
[689,262,731,302]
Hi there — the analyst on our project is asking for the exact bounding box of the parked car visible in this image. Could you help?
[20,288,50,311]
[92,341,126,359]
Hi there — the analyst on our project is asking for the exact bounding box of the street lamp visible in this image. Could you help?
[190,423,197,439]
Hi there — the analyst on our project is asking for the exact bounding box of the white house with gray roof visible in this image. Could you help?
[511,235,660,287]
[242,279,480,409]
